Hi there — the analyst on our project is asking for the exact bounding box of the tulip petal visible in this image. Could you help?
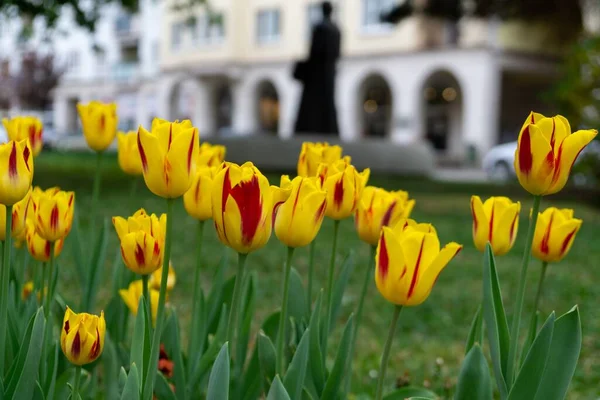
[547,219,582,262]
[375,227,406,304]
[401,231,440,303]
[138,127,168,197]
[491,203,520,256]
[470,195,489,252]
[515,124,555,195]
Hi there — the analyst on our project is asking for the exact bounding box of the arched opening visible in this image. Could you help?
[256,80,279,134]
[169,79,198,122]
[421,70,463,155]
[358,74,393,138]
[214,84,233,135]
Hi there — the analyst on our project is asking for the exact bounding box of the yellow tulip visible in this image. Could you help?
[183,167,217,221]
[274,176,327,248]
[317,159,370,220]
[297,142,348,177]
[35,190,75,242]
[375,219,462,306]
[119,280,160,324]
[0,140,34,206]
[532,207,582,263]
[25,220,65,262]
[149,262,176,291]
[514,112,598,196]
[113,209,166,275]
[355,187,415,246]
[137,118,199,198]
[60,307,106,366]
[470,196,521,256]
[2,116,43,156]
[211,162,290,254]
[0,190,32,241]
[77,101,118,152]
[117,131,143,176]
[21,281,34,301]
[197,142,226,167]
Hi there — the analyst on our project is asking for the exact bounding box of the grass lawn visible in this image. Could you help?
[34,151,600,399]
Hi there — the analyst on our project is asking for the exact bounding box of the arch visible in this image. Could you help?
[255,79,280,134]
[356,73,393,138]
[210,81,234,136]
[420,69,463,156]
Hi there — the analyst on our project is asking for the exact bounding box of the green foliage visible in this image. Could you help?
[207,343,230,400]
[454,345,492,400]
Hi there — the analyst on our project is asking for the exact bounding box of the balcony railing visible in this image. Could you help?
[112,62,140,83]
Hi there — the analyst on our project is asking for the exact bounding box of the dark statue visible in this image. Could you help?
[293,1,341,135]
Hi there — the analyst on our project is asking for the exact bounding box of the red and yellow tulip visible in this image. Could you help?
[317,159,370,220]
[532,207,582,263]
[183,167,217,221]
[2,116,43,156]
[60,307,106,366]
[149,263,176,291]
[77,101,118,152]
[119,280,160,324]
[470,196,521,256]
[117,131,143,176]
[0,190,32,241]
[25,220,65,262]
[297,142,348,177]
[35,189,75,242]
[197,142,226,167]
[0,140,34,206]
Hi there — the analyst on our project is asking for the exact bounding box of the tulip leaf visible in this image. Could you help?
[207,343,231,400]
[120,363,140,400]
[236,273,256,380]
[119,367,128,392]
[33,380,44,400]
[288,268,308,323]
[321,314,355,400]
[240,347,262,400]
[267,376,291,400]
[307,291,325,395]
[283,328,310,400]
[44,343,59,400]
[533,306,582,400]
[5,308,45,400]
[508,312,555,400]
[383,387,439,399]
[481,244,509,398]
[328,253,355,333]
[454,344,492,400]
[206,255,230,336]
[69,211,86,290]
[163,311,186,400]
[465,305,483,355]
[84,218,109,311]
[520,311,540,368]
[258,331,277,391]
[154,371,176,400]
[188,285,206,378]
[130,296,148,388]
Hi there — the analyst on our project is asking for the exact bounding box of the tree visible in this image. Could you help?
[14,52,64,110]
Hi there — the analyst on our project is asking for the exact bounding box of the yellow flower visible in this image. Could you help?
[2,116,43,156]
[532,208,582,263]
[274,176,327,248]
[35,189,75,242]
[117,131,143,176]
[297,142,348,177]
[0,140,34,206]
[0,190,32,241]
[137,118,199,198]
[514,112,597,195]
[113,209,166,275]
[317,159,370,220]
[119,280,160,324]
[470,196,521,256]
[354,187,415,246]
[22,281,34,301]
[375,219,462,306]
[149,262,176,291]
[60,307,106,366]
[211,162,290,254]
[197,142,226,167]
[183,167,217,221]
[77,101,118,152]
[25,220,65,262]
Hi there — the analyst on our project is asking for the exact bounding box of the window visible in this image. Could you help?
[171,22,184,50]
[66,51,80,72]
[196,13,225,45]
[256,9,280,45]
[115,14,132,33]
[362,0,395,29]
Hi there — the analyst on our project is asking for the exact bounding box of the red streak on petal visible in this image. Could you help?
[89,327,101,360]
[194,179,201,203]
[23,146,30,172]
[470,198,478,232]
[153,241,160,257]
[64,320,70,334]
[137,132,148,173]
[99,115,105,132]
[509,212,518,242]
[68,193,74,207]
[44,241,51,258]
[407,238,425,299]
[488,201,495,243]
[381,201,397,227]
[540,211,555,255]
[29,126,36,144]
[518,126,533,175]
[187,129,195,174]
[72,331,81,359]
[291,179,303,219]
[220,168,232,241]
[230,175,262,245]
[168,124,173,150]
[550,118,556,149]
[377,235,389,281]
[135,243,146,266]
[315,199,327,222]
[8,142,17,178]
[50,205,59,232]
[560,229,577,256]
[333,177,344,209]
[272,201,285,227]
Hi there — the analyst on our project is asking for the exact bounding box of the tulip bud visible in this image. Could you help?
[197,142,226,167]
[119,280,160,324]
[22,281,34,301]
[77,101,118,152]
[355,187,415,246]
[515,112,597,196]
[113,209,166,275]
[183,167,216,221]
[274,176,327,248]
[470,195,521,256]
[149,262,176,291]
[2,116,43,156]
[35,190,75,242]
[375,219,462,306]
[0,190,32,241]
[137,118,199,198]
[317,159,370,220]
[117,131,143,176]
[60,307,106,366]
[0,140,34,206]
[297,142,347,177]
[532,207,582,263]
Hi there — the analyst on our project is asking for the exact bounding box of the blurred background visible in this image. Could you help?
[1,0,600,182]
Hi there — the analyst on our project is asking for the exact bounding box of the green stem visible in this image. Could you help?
[189,220,205,361]
[323,219,340,358]
[226,252,249,345]
[90,151,104,244]
[0,206,12,375]
[44,246,55,319]
[307,240,316,315]
[375,305,403,400]
[129,178,138,203]
[143,198,174,399]
[276,246,296,375]
[533,261,549,313]
[506,195,542,385]
[72,365,82,399]
[142,274,151,330]
[39,262,47,302]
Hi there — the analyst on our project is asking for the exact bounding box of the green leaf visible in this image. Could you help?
[481,244,509,398]
[267,376,291,400]
[240,349,262,400]
[383,387,439,399]
[130,297,148,388]
[288,268,308,323]
[83,218,109,310]
[258,331,277,390]
[102,333,120,400]
[120,363,140,400]
[44,343,59,400]
[454,344,492,400]
[465,305,483,355]
[154,372,176,400]
[329,254,355,332]
[33,380,45,400]
[283,328,310,400]
[321,314,355,400]
[207,343,231,400]
[237,273,256,377]
[533,306,582,400]
[69,211,86,290]
[5,308,46,399]
[162,311,186,400]
[188,285,206,379]
[206,255,230,336]
[119,367,127,392]
[509,312,555,400]
[307,291,325,395]
[520,311,540,367]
